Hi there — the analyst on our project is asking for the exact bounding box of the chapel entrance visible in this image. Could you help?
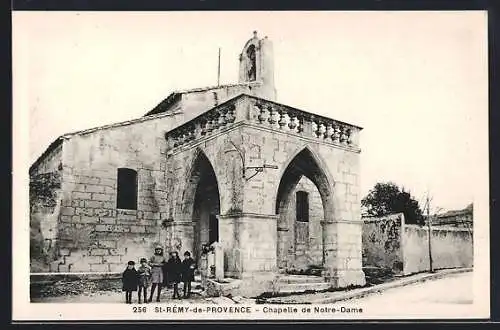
[275,147,334,275]
[187,150,221,262]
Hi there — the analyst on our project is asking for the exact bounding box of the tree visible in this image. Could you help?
[361,182,424,225]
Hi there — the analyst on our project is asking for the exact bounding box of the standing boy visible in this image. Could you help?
[181,251,197,298]
[137,258,151,304]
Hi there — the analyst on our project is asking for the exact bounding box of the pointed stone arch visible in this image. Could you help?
[174,147,221,260]
[274,145,336,271]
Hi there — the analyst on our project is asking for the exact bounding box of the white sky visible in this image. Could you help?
[13,11,488,212]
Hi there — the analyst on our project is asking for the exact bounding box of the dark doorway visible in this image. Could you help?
[209,214,219,245]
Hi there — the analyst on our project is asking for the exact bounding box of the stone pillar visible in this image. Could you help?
[200,253,208,288]
[237,213,278,276]
[322,220,366,288]
[219,213,278,278]
[212,241,224,281]
[218,215,239,277]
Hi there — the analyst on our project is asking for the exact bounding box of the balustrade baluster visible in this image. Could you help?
[258,105,269,124]
[346,128,353,145]
[325,123,334,140]
[226,106,236,123]
[268,106,278,126]
[218,108,227,127]
[332,124,341,143]
[340,125,348,143]
[317,122,326,138]
[278,110,288,129]
[288,114,298,131]
[311,120,319,137]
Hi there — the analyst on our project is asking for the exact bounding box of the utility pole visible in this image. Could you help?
[217,47,221,87]
[426,193,434,273]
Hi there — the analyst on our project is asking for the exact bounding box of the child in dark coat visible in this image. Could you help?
[122,261,139,304]
[167,251,182,299]
[181,251,197,298]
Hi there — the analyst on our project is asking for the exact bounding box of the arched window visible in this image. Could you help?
[117,168,137,210]
[296,191,309,222]
[246,44,256,81]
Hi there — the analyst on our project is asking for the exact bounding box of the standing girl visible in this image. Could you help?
[148,245,166,302]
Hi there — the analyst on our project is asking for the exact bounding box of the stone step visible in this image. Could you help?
[278,275,325,284]
[277,282,332,294]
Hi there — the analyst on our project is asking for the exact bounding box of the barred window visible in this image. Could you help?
[296,191,309,222]
[117,168,137,210]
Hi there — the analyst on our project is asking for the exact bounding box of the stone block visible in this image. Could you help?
[78,176,100,185]
[92,193,113,201]
[75,207,94,216]
[90,263,110,272]
[61,207,75,216]
[108,263,124,272]
[83,255,103,264]
[85,185,105,193]
[130,225,146,233]
[68,261,91,272]
[104,186,115,194]
[72,192,92,200]
[109,248,127,256]
[94,208,115,217]
[102,255,122,264]
[58,264,70,272]
[143,211,160,220]
[80,216,99,224]
[98,240,118,249]
[100,178,116,187]
[60,215,72,222]
[89,248,109,256]
[100,217,116,224]
[117,213,137,221]
[102,201,115,209]
[84,200,102,208]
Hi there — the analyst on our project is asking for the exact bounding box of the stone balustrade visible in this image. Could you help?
[251,99,360,147]
[165,103,237,152]
[165,95,361,152]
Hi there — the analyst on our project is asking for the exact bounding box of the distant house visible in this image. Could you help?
[429,204,473,229]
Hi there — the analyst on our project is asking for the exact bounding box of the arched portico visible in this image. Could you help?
[275,146,335,274]
[170,148,221,261]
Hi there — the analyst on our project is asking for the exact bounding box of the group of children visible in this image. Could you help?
[122,246,197,304]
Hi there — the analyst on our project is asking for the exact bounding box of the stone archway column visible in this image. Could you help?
[219,213,278,279]
[322,220,366,287]
[218,214,239,277]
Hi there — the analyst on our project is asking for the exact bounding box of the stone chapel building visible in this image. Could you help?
[30,32,366,290]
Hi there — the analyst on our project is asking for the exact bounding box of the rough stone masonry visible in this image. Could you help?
[30,32,366,295]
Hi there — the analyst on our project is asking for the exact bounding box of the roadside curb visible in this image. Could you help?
[309,267,473,304]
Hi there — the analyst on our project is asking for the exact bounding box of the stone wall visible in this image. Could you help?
[362,213,404,274]
[30,172,62,272]
[361,213,473,276]
[402,224,473,275]
[47,114,186,272]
